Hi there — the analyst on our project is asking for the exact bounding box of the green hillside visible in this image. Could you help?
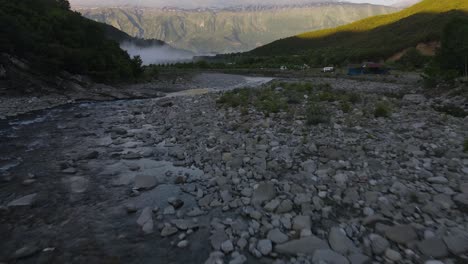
[78,4,397,54]
[0,0,142,82]
[249,0,468,62]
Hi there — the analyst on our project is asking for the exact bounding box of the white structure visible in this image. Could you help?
[322,66,335,73]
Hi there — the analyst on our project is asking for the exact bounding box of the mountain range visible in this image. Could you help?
[248,0,468,62]
[76,3,397,54]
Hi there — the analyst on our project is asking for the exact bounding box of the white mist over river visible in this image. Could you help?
[120,42,194,65]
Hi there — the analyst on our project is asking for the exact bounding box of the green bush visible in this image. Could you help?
[341,101,352,113]
[374,102,392,118]
[464,139,468,152]
[306,102,330,125]
[434,105,468,118]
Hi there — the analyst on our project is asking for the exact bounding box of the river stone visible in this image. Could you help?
[134,174,157,190]
[161,226,178,237]
[7,193,37,207]
[369,234,389,255]
[348,253,371,264]
[329,227,360,255]
[210,229,229,250]
[137,207,154,234]
[312,249,350,264]
[267,228,289,244]
[443,234,468,255]
[252,182,276,206]
[257,239,273,255]
[69,176,88,193]
[385,248,402,262]
[292,215,311,231]
[417,238,448,258]
[276,199,293,213]
[454,194,468,211]
[221,240,234,253]
[385,225,418,244]
[427,177,449,184]
[275,236,329,255]
[12,246,40,259]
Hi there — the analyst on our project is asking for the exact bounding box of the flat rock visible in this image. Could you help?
[267,228,289,244]
[275,235,329,255]
[443,234,468,255]
[69,176,88,193]
[329,227,360,255]
[134,175,157,190]
[385,248,402,262]
[348,253,371,264]
[136,207,154,234]
[12,246,40,259]
[7,193,37,207]
[257,239,273,255]
[312,249,349,264]
[292,215,311,231]
[385,225,418,244]
[161,226,178,237]
[369,234,389,255]
[427,177,449,184]
[417,238,448,258]
[252,182,276,206]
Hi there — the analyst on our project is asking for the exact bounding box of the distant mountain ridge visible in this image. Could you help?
[77,3,397,54]
[248,0,468,62]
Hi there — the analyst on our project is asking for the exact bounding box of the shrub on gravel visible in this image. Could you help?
[464,139,468,152]
[374,102,392,118]
[306,102,330,125]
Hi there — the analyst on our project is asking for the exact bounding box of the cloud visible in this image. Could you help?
[120,42,193,65]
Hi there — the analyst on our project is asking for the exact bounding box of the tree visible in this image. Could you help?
[437,17,468,79]
[56,0,70,10]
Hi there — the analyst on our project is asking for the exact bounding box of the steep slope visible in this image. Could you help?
[0,0,143,82]
[77,3,397,54]
[249,0,468,61]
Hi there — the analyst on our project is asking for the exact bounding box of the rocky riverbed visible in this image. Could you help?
[0,75,467,264]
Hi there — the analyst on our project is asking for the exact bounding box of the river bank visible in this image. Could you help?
[1,73,467,264]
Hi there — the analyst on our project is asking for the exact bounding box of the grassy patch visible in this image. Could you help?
[374,102,392,118]
[217,81,361,122]
[306,101,330,125]
[434,105,468,118]
[464,139,468,153]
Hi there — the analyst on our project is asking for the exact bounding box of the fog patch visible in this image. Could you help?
[120,42,193,65]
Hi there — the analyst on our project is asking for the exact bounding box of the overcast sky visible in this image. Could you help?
[70,0,406,8]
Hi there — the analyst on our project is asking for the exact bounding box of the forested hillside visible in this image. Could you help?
[249,0,468,63]
[0,0,142,82]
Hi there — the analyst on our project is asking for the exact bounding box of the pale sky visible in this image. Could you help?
[70,0,407,8]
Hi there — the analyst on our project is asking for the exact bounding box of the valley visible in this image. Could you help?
[2,0,468,263]
[77,3,397,54]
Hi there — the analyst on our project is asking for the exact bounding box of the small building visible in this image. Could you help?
[322,66,335,73]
